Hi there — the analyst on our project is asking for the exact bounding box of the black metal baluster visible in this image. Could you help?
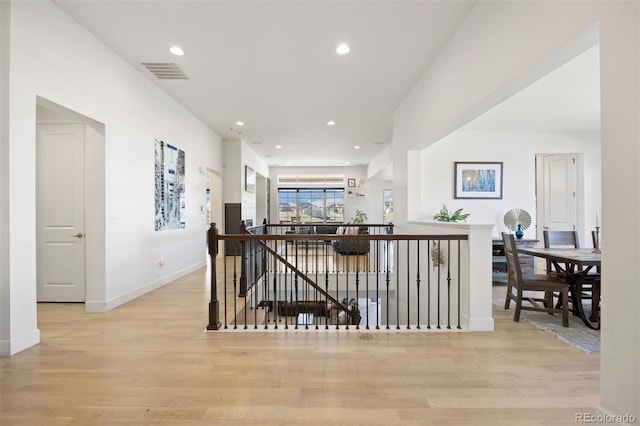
[284,241,289,330]
[243,239,248,330]
[294,271,299,330]
[336,243,340,330]
[355,251,360,330]
[427,239,431,330]
[385,238,390,330]
[270,244,277,329]
[447,240,452,330]
[365,239,370,330]
[406,240,410,329]
[396,237,400,330]
[345,249,350,330]
[222,241,229,330]
[416,240,421,329]
[437,239,441,330]
[254,240,260,330]
[376,239,380,330]
[325,242,330,330]
[232,245,238,330]
[457,240,462,329]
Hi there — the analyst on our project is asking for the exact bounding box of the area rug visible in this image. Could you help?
[493,299,600,353]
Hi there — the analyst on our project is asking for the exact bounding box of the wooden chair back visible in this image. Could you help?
[502,232,523,290]
[543,230,579,274]
[543,230,580,248]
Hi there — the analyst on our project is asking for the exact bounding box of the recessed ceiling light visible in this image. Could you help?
[236,121,244,126]
[336,43,350,55]
[169,46,184,56]
[345,161,351,165]
[275,145,283,149]
[327,120,336,126]
[354,145,360,150]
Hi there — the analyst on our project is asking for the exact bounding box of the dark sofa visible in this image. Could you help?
[332,226,370,255]
[286,223,339,245]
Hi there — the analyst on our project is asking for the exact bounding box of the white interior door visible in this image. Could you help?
[36,124,86,302]
[535,153,580,272]
[542,153,577,233]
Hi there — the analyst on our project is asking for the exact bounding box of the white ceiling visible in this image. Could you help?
[53,0,476,166]
[53,1,599,167]
[462,45,600,132]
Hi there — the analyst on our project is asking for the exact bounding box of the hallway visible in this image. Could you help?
[0,266,599,425]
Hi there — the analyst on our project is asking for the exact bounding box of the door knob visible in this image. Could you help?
[72,233,84,238]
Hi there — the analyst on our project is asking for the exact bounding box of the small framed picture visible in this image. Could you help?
[454,162,503,199]
[347,178,356,188]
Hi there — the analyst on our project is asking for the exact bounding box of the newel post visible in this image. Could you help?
[239,221,247,297]
[207,223,221,330]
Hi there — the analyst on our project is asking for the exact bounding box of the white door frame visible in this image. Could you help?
[36,97,106,310]
[535,152,584,244]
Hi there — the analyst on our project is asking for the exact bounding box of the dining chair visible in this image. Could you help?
[542,230,580,276]
[502,232,569,327]
[543,230,600,317]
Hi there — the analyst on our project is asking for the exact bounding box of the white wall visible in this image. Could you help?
[222,139,269,228]
[391,1,639,418]
[241,142,269,225]
[367,144,393,180]
[1,0,223,354]
[420,130,601,242]
[363,177,392,224]
[222,139,242,207]
[0,0,11,352]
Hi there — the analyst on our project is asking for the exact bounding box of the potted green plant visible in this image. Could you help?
[433,204,470,222]
[352,209,368,224]
[350,209,368,235]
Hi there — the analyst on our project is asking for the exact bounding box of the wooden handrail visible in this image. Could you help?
[208,221,469,330]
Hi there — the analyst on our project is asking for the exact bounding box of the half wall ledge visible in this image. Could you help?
[407,220,495,332]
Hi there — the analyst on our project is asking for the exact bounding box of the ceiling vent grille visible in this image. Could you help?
[141,62,189,80]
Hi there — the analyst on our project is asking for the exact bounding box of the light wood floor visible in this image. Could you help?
[0,264,600,426]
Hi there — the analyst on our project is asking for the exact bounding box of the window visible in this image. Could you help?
[383,189,394,223]
[278,188,344,223]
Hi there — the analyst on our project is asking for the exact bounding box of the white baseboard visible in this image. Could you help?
[462,314,495,331]
[0,328,40,356]
[85,261,207,312]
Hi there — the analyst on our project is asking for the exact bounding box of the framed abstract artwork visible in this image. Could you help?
[454,162,503,199]
[155,139,186,230]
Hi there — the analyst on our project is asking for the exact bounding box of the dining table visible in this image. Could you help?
[516,247,601,330]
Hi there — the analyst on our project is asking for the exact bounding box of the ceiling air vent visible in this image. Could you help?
[141,62,189,80]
